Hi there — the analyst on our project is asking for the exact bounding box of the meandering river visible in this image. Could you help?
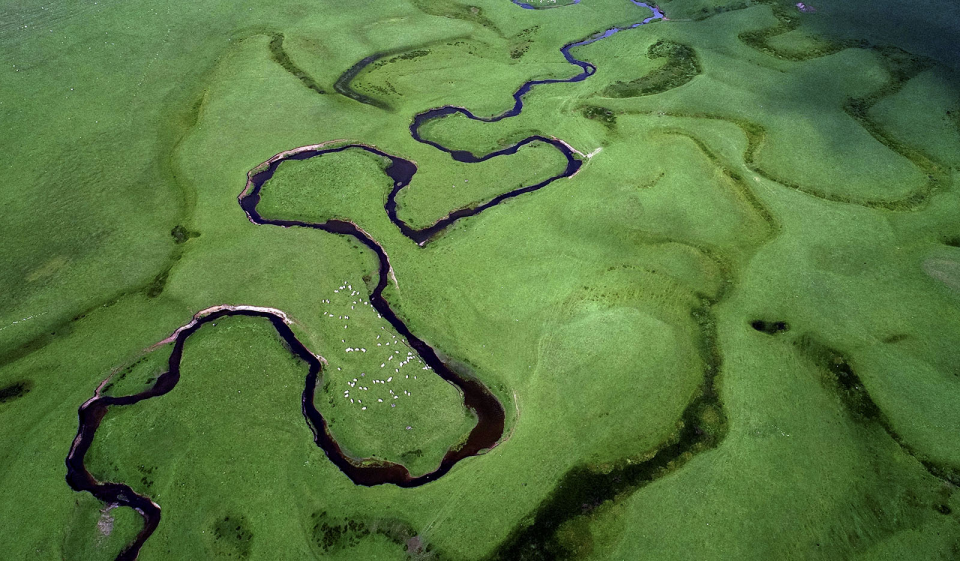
[64,3,664,559]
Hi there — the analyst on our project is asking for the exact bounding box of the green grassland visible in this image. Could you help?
[398,140,571,230]
[2,0,960,559]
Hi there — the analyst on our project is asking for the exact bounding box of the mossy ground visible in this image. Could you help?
[2,0,960,559]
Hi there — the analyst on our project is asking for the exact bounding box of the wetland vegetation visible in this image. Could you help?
[2,0,960,559]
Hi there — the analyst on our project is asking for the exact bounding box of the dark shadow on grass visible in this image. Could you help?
[732,1,955,210]
[788,0,960,72]
[794,334,960,486]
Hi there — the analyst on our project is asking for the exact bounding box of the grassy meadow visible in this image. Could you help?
[1,0,959,559]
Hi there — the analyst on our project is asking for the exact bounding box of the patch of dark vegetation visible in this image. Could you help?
[310,511,434,557]
[882,333,910,344]
[170,224,200,244]
[137,464,156,491]
[410,0,501,35]
[691,1,749,20]
[492,300,727,560]
[385,49,430,63]
[371,519,421,550]
[361,81,401,99]
[603,40,701,98]
[738,0,859,61]
[795,336,881,421]
[342,40,485,109]
[145,270,168,298]
[0,309,87,369]
[511,44,530,59]
[933,485,955,516]
[513,25,540,41]
[635,170,665,190]
[311,511,365,552]
[211,513,253,559]
[751,319,790,334]
[510,25,540,60]
[334,52,394,110]
[942,235,960,248]
[101,377,118,397]
[947,109,960,136]
[447,39,479,56]
[580,105,617,130]
[506,24,538,58]
[0,380,33,404]
[400,448,424,464]
[514,0,579,8]
[183,93,205,130]
[795,335,960,486]
[267,32,326,95]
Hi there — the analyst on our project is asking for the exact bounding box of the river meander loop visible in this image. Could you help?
[65,2,665,559]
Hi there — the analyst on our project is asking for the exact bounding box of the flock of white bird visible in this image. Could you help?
[323,281,433,413]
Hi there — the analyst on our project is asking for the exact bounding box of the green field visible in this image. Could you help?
[2,0,960,559]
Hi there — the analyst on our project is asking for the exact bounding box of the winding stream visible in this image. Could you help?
[409,3,663,131]
[65,2,665,559]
